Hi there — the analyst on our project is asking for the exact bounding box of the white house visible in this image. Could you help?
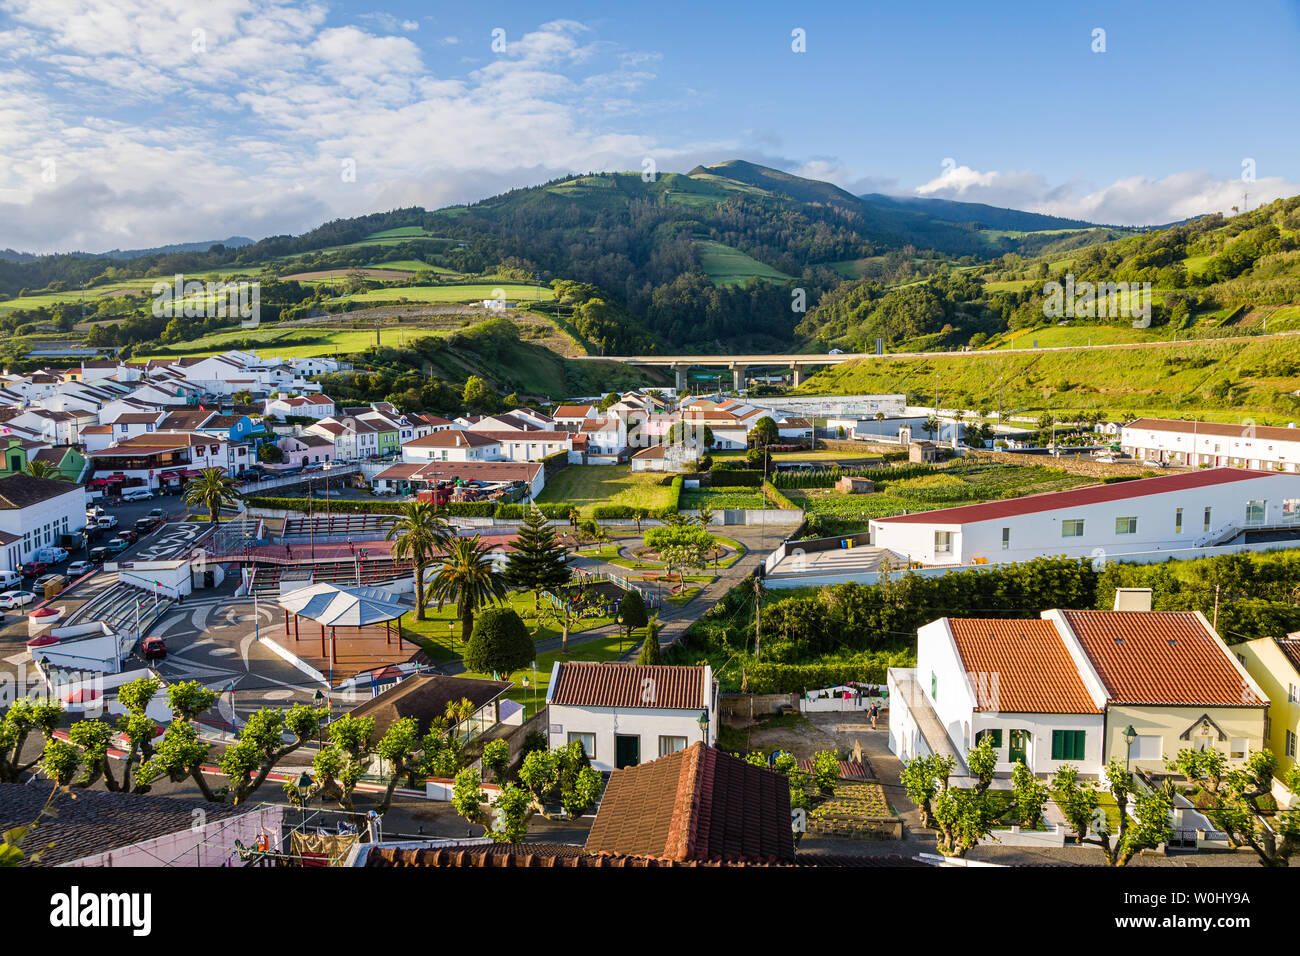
[264,394,336,420]
[1122,418,1300,472]
[402,430,500,463]
[890,604,1269,778]
[546,661,717,772]
[0,473,88,572]
[552,404,597,430]
[869,468,1300,566]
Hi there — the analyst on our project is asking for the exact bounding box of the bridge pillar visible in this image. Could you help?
[732,365,747,392]
[791,364,803,388]
[673,364,687,391]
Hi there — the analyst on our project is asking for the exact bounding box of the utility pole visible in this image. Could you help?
[1213,584,1220,630]
[753,574,762,660]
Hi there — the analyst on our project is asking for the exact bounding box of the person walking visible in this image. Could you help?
[868,700,880,730]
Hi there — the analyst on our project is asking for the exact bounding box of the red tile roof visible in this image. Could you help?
[1062,610,1264,707]
[873,468,1275,525]
[550,662,708,710]
[585,743,795,864]
[1272,637,1300,675]
[1126,418,1300,444]
[403,430,498,448]
[553,404,594,418]
[947,618,1100,714]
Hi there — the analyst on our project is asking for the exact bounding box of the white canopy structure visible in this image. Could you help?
[276,582,410,667]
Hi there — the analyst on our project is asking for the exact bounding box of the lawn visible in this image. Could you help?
[535,465,677,516]
[135,325,440,360]
[328,283,553,306]
[399,591,615,665]
[680,488,766,510]
[696,239,793,287]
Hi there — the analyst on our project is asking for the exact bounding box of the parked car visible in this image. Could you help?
[147,508,165,521]
[1095,455,1117,463]
[0,590,36,609]
[88,547,111,563]
[141,635,167,661]
[133,518,156,534]
[19,561,48,577]
[97,515,118,529]
[32,574,63,591]
[118,529,138,544]
[106,537,129,553]
[0,570,21,588]
[121,487,154,502]
[66,560,95,577]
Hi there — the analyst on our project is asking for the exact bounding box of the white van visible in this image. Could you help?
[121,487,154,502]
[34,547,68,564]
[0,570,21,588]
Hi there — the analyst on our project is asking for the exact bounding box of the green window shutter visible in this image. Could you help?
[1051,730,1065,760]
[1071,731,1086,760]
[991,729,1002,748]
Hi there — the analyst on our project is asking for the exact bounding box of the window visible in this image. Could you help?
[1286,499,1300,521]
[1051,730,1086,761]
[1230,738,1249,760]
[1289,683,1298,704]
[1001,527,1010,550]
[1286,730,1297,759]
[1175,508,1183,533]
[1204,506,1212,532]
[567,732,596,759]
[934,530,953,555]
[1061,519,1085,538]
[1114,516,1137,535]
[975,728,1003,749]
[931,671,938,701]
[658,735,688,757]
[1131,735,1162,761]
[1246,499,1267,525]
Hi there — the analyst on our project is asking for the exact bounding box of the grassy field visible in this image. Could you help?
[326,283,553,306]
[400,592,615,664]
[798,334,1300,423]
[535,465,677,515]
[696,240,793,287]
[367,259,457,274]
[680,488,766,509]
[134,325,438,360]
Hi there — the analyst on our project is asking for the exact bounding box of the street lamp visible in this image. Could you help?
[697,709,710,745]
[1123,724,1137,774]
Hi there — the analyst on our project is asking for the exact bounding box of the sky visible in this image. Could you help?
[2,0,1300,254]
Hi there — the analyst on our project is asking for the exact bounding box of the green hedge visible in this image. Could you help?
[772,463,934,490]
[710,469,763,487]
[744,660,893,695]
[667,475,683,511]
[762,480,799,511]
[592,504,651,520]
[245,496,495,517]
[494,502,575,520]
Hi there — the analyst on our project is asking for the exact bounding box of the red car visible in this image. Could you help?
[19,561,48,577]
[141,635,167,660]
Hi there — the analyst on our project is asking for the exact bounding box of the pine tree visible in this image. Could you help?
[618,588,648,646]
[637,618,662,665]
[503,505,572,606]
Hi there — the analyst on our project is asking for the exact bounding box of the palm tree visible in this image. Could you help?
[386,500,450,621]
[233,389,253,405]
[693,504,716,529]
[425,535,508,646]
[23,460,69,481]
[183,467,243,524]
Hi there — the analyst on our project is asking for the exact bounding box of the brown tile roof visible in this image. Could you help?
[0,473,82,510]
[947,618,1100,714]
[1273,637,1300,675]
[347,675,511,738]
[1126,417,1300,444]
[404,430,498,448]
[580,417,618,432]
[364,842,922,867]
[110,412,164,425]
[552,404,593,418]
[0,782,245,866]
[374,460,541,483]
[1062,610,1264,707]
[585,743,795,864]
[550,662,708,710]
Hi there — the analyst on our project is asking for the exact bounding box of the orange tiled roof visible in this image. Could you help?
[584,743,794,864]
[947,618,1100,714]
[1062,610,1264,707]
[550,661,707,710]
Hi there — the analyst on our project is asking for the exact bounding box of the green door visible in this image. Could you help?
[615,735,640,769]
[1008,729,1030,765]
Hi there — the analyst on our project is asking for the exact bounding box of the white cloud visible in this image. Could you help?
[913,163,1299,225]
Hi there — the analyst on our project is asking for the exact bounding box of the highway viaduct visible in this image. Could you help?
[568,353,868,390]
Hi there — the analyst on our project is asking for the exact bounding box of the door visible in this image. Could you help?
[1008,729,1030,765]
[615,734,640,769]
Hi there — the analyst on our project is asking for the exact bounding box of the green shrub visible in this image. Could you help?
[711,469,763,487]
[463,607,535,676]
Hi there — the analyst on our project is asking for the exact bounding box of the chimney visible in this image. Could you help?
[1113,587,1153,613]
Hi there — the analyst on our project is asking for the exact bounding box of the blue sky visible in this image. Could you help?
[2,0,1299,252]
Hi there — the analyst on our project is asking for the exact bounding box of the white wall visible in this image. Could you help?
[1122,425,1300,471]
[870,472,1300,565]
[916,620,976,753]
[547,702,714,773]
